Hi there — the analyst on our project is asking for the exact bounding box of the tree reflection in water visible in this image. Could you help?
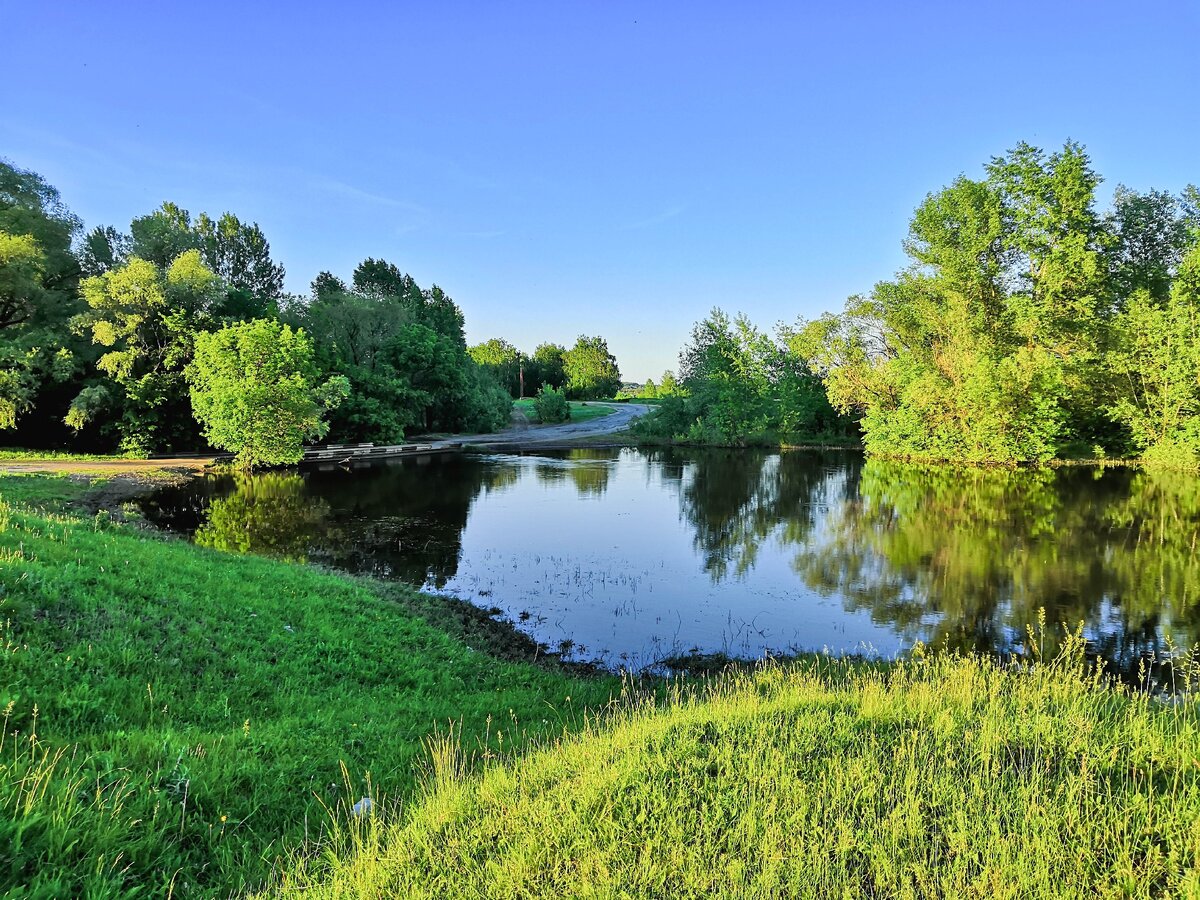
[142,449,1200,677]
[787,460,1200,670]
[147,454,524,587]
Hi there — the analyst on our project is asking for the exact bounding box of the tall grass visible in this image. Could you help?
[267,639,1200,899]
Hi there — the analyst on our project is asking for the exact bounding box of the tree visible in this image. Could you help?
[78,225,130,277]
[469,338,524,397]
[1106,187,1194,305]
[194,211,285,308]
[563,335,621,399]
[129,202,197,268]
[311,271,347,300]
[73,251,223,452]
[130,202,285,316]
[0,160,85,437]
[798,142,1112,462]
[530,342,567,390]
[187,319,349,468]
[1108,246,1200,467]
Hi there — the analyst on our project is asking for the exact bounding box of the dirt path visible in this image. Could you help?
[436,403,652,450]
[0,403,653,477]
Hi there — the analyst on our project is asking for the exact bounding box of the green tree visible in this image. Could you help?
[530,342,567,390]
[563,335,621,399]
[194,211,285,313]
[73,251,223,452]
[130,202,285,318]
[1108,246,1200,467]
[469,337,524,397]
[188,319,349,468]
[799,142,1113,462]
[77,225,130,278]
[0,160,85,439]
[1106,187,1194,304]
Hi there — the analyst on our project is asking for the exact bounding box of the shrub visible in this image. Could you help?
[532,385,569,424]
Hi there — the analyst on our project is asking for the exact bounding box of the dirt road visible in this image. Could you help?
[435,402,652,449]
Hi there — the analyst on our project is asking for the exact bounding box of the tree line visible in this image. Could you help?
[0,160,520,464]
[644,141,1200,466]
[466,335,622,401]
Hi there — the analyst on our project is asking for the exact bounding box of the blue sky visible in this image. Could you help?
[3,1,1198,380]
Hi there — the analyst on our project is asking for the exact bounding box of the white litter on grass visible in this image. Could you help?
[352,797,373,816]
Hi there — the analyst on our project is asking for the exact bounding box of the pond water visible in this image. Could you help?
[139,448,1200,674]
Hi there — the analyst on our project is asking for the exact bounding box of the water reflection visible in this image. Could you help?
[141,449,1200,673]
[793,461,1200,671]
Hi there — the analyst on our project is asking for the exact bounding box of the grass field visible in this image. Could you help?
[512,398,617,424]
[267,643,1200,899]
[0,474,620,898]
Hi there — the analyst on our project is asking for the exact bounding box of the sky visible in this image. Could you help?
[3,1,1198,381]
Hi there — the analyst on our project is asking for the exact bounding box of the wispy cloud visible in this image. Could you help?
[622,205,685,230]
[310,178,427,213]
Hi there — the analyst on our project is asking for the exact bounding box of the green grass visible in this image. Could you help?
[0,449,144,461]
[512,399,617,424]
[0,476,620,898]
[267,642,1200,899]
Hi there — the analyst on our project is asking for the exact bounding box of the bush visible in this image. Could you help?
[532,385,569,424]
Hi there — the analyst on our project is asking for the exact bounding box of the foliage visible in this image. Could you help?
[269,643,1200,899]
[532,384,570,423]
[187,319,349,468]
[74,252,223,453]
[563,334,621,400]
[638,309,850,446]
[468,337,525,397]
[0,478,619,897]
[529,342,567,391]
[1107,246,1200,468]
[0,159,87,441]
[799,142,1199,462]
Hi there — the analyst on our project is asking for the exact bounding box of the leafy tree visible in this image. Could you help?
[530,342,567,390]
[799,142,1115,462]
[77,225,130,277]
[533,384,570,423]
[640,309,843,445]
[130,202,285,317]
[353,257,412,299]
[658,370,681,396]
[311,271,347,300]
[194,212,285,309]
[129,202,197,267]
[1108,246,1200,467]
[188,319,349,468]
[469,338,524,397]
[73,251,223,452]
[0,160,86,438]
[1106,187,1194,304]
[563,335,621,399]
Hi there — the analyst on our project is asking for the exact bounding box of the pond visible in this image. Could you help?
[139,448,1200,675]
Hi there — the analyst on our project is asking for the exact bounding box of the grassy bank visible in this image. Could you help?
[266,643,1200,899]
[0,475,620,897]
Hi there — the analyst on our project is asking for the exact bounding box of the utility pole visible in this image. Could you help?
[519,362,525,399]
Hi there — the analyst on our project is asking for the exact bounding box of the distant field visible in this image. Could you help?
[513,398,618,423]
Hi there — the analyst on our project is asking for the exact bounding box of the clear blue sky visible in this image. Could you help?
[3,1,1198,380]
